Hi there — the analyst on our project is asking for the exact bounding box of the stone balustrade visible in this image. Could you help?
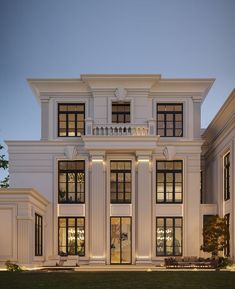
[92,124,149,136]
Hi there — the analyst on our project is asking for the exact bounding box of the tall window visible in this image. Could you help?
[58,217,85,256]
[58,161,85,203]
[112,102,130,123]
[224,152,230,201]
[35,214,43,256]
[156,161,183,203]
[110,161,131,203]
[58,103,85,137]
[157,103,183,137]
[156,217,182,256]
[224,214,230,257]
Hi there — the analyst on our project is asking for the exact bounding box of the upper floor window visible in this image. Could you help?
[156,217,182,256]
[110,161,131,203]
[157,103,183,137]
[58,104,85,137]
[156,160,183,203]
[224,152,230,201]
[35,213,43,256]
[112,102,130,123]
[58,161,85,204]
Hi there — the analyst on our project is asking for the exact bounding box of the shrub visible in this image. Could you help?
[5,260,22,272]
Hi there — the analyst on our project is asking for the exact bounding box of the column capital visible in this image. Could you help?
[89,151,106,161]
[136,150,152,160]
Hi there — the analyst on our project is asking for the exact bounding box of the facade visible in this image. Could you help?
[0,74,234,267]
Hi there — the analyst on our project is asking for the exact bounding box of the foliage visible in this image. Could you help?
[217,257,233,268]
[200,215,229,257]
[5,260,22,272]
[0,144,9,188]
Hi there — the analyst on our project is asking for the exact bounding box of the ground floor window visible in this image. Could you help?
[224,213,230,257]
[156,217,182,256]
[35,213,43,256]
[58,217,85,256]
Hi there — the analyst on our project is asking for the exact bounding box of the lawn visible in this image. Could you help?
[1,271,235,289]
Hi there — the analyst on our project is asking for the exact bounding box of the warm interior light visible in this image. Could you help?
[138,159,150,163]
[92,159,104,163]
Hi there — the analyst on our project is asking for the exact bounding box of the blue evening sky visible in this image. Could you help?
[0,0,235,179]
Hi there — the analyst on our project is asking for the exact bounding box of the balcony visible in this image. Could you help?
[93,124,149,136]
[82,119,159,151]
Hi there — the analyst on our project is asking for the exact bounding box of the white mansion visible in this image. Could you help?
[0,74,234,267]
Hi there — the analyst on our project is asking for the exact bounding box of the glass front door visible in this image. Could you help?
[110,217,132,264]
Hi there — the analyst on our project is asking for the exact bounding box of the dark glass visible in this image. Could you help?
[58,217,85,256]
[112,102,130,123]
[156,161,183,203]
[58,103,85,137]
[156,217,182,256]
[58,161,85,204]
[35,214,43,256]
[157,104,183,137]
[224,152,230,201]
[110,161,132,203]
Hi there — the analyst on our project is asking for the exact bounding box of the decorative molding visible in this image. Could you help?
[114,87,127,100]
[64,146,79,160]
[163,146,176,160]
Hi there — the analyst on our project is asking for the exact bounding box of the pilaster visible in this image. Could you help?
[136,151,152,263]
[89,151,106,264]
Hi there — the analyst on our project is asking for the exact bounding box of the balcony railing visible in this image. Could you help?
[93,124,149,136]
[85,119,156,136]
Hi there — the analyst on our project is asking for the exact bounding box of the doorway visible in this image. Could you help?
[110,217,132,264]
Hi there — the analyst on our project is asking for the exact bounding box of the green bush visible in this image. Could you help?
[5,260,22,272]
[216,257,233,268]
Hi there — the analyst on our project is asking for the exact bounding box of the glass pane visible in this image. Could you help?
[125,192,131,202]
[157,162,165,170]
[118,183,124,192]
[68,193,75,202]
[118,193,124,201]
[157,129,165,136]
[174,161,182,170]
[175,193,182,202]
[157,173,164,182]
[110,162,117,170]
[59,105,67,112]
[175,173,182,182]
[111,182,116,193]
[157,114,164,121]
[166,173,173,182]
[59,183,66,193]
[124,162,131,170]
[166,129,173,136]
[166,162,174,170]
[125,173,131,182]
[118,162,125,170]
[59,227,67,255]
[175,183,182,193]
[157,183,164,193]
[157,193,164,202]
[166,114,173,121]
[111,218,121,264]
[68,227,76,255]
[125,182,131,193]
[118,173,124,182]
[121,218,131,264]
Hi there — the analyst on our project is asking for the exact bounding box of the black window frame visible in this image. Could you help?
[224,152,230,201]
[156,160,183,204]
[156,103,183,137]
[58,103,85,137]
[224,213,230,257]
[112,102,131,123]
[110,160,132,204]
[58,217,85,256]
[35,213,43,256]
[156,217,183,256]
[58,160,85,204]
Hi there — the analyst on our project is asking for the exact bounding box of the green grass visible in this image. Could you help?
[1,271,235,289]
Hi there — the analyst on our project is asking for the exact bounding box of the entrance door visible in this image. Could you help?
[110,217,132,264]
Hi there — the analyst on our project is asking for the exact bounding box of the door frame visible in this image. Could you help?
[110,216,132,265]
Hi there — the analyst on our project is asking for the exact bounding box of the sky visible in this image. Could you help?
[0,0,235,179]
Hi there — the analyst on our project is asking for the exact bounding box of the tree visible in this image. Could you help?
[201,215,229,258]
[0,144,9,188]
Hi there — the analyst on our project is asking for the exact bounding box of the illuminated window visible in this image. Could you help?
[58,217,85,256]
[156,160,183,203]
[224,152,230,201]
[157,103,183,137]
[58,104,85,137]
[35,214,43,256]
[58,161,85,203]
[112,102,130,123]
[110,161,132,203]
[156,217,182,256]
[224,214,230,257]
